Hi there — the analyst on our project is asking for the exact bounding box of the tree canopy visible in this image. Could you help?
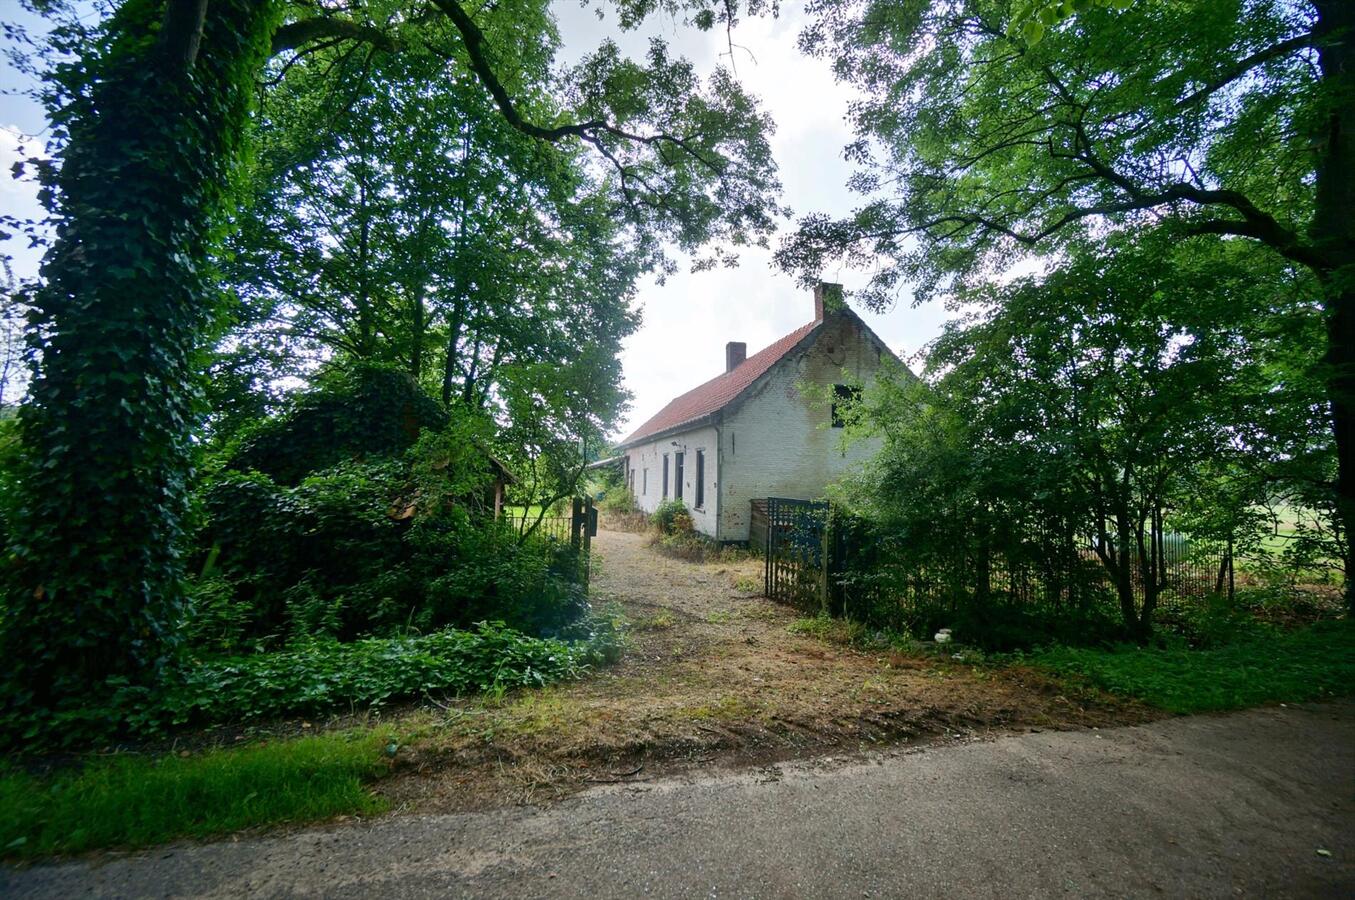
[782,0,1354,604]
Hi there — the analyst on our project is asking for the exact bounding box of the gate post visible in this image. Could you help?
[583,497,594,587]
[570,497,583,551]
[819,508,830,615]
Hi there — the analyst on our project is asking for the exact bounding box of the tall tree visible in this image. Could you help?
[840,231,1325,637]
[782,0,1355,604]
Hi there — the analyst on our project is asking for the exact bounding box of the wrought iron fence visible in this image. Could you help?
[502,498,599,585]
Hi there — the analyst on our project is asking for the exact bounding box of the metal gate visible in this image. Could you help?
[764,498,830,610]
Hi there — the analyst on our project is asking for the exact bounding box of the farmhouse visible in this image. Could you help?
[616,283,910,542]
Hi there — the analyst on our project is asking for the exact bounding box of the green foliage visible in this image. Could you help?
[1028,620,1355,713]
[7,0,782,744]
[0,732,388,859]
[226,363,448,485]
[0,414,20,556]
[787,0,1354,611]
[787,0,1324,307]
[196,465,586,646]
[831,231,1325,639]
[652,498,693,535]
[788,614,871,647]
[147,622,607,728]
[187,365,586,649]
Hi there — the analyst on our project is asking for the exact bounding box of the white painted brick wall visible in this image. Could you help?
[718,315,889,542]
[624,425,720,537]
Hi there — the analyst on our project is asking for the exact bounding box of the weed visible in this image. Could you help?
[0,732,389,859]
[633,611,677,631]
[675,695,756,721]
[1026,619,1355,713]
[788,615,872,647]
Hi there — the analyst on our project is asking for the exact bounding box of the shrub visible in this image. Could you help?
[599,483,639,513]
[0,413,19,554]
[652,499,693,535]
[147,622,600,728]
[225,362,447,486]
[193,458,586,646]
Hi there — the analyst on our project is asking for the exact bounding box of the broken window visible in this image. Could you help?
[832,384,861,428]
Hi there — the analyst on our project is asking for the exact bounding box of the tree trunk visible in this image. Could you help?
[1112,510,1138,637]
[2,0,278,716]
[1312,0,1355,612]
[409,284,425,381]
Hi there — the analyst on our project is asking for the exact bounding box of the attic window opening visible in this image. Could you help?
[832,384,861,428]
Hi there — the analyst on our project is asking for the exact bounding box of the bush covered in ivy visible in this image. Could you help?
[188,365,588,650]
[224,363,449,486]
[0,364,600,748]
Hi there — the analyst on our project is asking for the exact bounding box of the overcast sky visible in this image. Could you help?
[0,2,949,433]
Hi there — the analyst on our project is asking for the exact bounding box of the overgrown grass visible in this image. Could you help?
[649,530,752,564]
[1027,619,1355,713]
[0,732,389,859]
[788,614,872,646]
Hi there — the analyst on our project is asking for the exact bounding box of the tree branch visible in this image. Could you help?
[1175,32,1316,110]
[270,17,398,57]
[428,0,725,175]
[157,0,208,72]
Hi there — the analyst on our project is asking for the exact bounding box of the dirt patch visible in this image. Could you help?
[376,529,1152,813]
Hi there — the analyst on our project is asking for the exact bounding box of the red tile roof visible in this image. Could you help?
[619,319,821,447]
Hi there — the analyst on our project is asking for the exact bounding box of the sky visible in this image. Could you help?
[0,2,950,434]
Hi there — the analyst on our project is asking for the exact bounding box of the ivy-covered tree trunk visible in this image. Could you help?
[1312,0,1355,613]
[3,0,278,725]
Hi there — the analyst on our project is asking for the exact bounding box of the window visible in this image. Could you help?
[694,450,705,509]
[674,452,685,501]
[662,454,669,498]
[642,468,648,496]
[832,383,861,428]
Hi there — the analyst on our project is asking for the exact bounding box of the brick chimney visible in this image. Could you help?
[814,282,843,321]
[725,341,747,372]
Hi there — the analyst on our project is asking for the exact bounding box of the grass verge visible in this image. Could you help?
[0,731,390,860]
[1027,620,1355,713]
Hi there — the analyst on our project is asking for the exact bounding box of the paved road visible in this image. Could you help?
[6,702,1352,899]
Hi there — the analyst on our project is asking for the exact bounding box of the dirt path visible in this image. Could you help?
[377,528,1145,811]
[12,702,1351,898]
